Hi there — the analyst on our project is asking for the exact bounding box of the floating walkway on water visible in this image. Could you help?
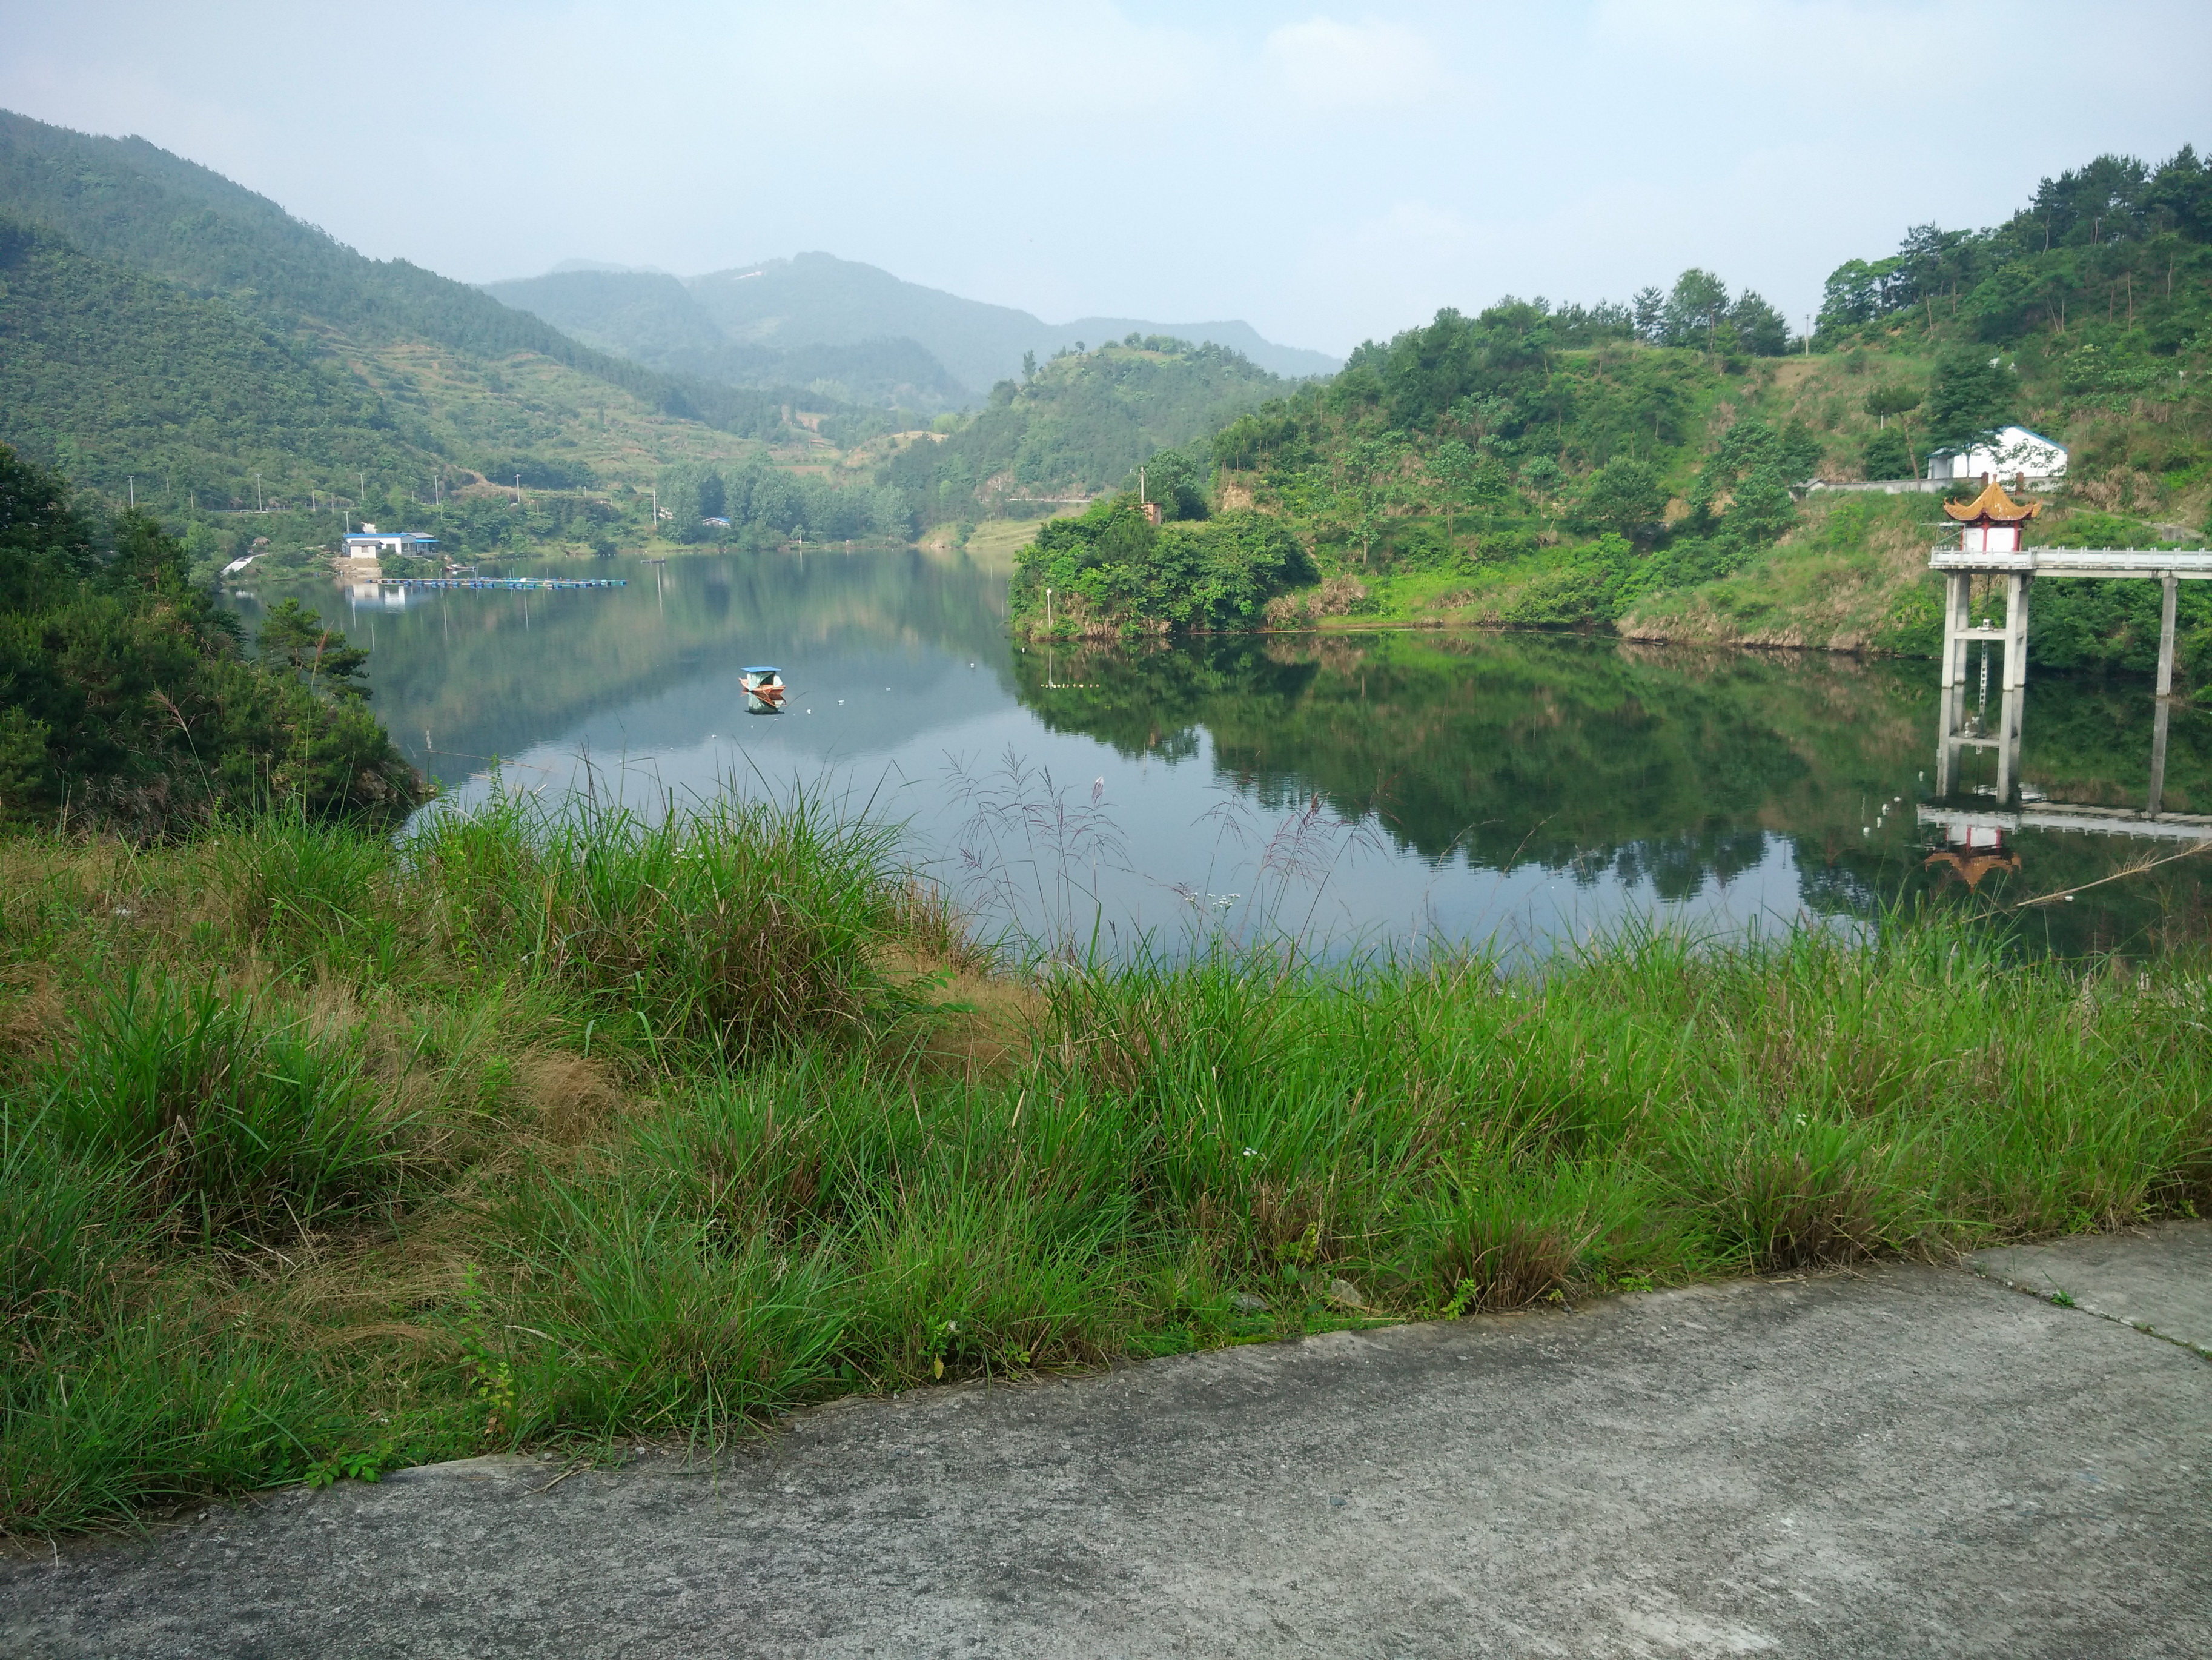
[377,577,627,591]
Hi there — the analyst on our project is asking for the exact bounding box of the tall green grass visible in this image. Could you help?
[408,788,916,1059]
[3,792,2208,1537]
[45,972,408,1240]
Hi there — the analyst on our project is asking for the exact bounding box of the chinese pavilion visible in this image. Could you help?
[1941,476,2041,554]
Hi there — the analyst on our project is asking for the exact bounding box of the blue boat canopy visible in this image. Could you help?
[741,666,781,674]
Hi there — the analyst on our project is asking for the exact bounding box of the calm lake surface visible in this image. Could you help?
[223,549,2212,960]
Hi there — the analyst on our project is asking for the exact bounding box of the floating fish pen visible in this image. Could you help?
[377,577,628,591]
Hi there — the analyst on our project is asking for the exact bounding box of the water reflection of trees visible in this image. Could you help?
[1012,631,2212,943]
[1013,633,1910,874]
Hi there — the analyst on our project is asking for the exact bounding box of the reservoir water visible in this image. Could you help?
[224,549,2212,960]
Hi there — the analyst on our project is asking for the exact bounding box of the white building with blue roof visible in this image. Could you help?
[342,523,439,560]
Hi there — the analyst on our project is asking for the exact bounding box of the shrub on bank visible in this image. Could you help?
[1010,497,1313,636]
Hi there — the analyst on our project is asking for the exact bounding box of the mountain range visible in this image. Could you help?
[0,105,1339,510]
[483,253,1340,410]
[0,108,817,503]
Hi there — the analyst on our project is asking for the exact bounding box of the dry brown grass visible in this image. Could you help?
[513,1051,627,1144]
[0,964,68,1067]
[871,889,1046,1081]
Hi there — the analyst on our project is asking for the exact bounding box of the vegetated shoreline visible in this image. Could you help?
[1028,613,1937,659]
[4,789,2208,1539]
[1007,476,2212,677]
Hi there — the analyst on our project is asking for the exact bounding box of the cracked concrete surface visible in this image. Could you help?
[6,1236,2210,1658]
[1974,1220,2212,1357]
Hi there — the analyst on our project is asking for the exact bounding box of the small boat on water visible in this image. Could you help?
[740,666,787,713]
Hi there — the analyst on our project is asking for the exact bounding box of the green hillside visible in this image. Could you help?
[1006,145,2212,672]
[0,209,816,540]
[512,251,1341,398]
[0,111,804,435]
[0,218,425,503]
[0,110,886,522]
[0,110,949,562]
[876,336,1284,531]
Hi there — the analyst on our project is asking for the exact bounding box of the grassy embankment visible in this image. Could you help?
[1253,486,1945,652]
[5,794,2209,1538]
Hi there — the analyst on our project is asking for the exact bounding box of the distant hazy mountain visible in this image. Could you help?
[482,268,970,411]
[487,251,1341,407]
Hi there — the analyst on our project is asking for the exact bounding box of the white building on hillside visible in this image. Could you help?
[1925,425,2068,485]
[342,523,439,560]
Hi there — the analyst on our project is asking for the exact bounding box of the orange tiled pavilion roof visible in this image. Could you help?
[1942,477,2042,524]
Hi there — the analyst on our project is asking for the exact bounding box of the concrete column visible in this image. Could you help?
[2150,694,2172,817]
[2002,573,2031,691]
[2156,573,2179,698]
[1939,570,1956,688]
[1943,571,1973,689]
[1935,683,1960,798]
[1996,683,2025,806]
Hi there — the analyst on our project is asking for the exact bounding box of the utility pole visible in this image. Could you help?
[1803,316,1812,356]
[256,473,263,512]
[514,473,522,506]
[128,476,135,508]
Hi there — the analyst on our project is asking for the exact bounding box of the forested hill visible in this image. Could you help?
[482,268,972,412]
[1012,144,2212,666]
[0,110,864,504]
[875,337,1284,528]
[684,253,1342,391]
[0,110,817,434]
[1817,148,2212,347]
[0,217,426,501]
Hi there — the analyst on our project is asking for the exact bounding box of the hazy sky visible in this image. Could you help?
[4,1,2206,354]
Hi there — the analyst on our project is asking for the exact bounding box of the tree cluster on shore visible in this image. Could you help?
[0,445,420,833]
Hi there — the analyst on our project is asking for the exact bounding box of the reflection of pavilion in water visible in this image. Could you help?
[1919,681,2212,889]
[1918,479,2212,883]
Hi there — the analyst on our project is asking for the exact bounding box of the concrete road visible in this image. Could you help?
[7,1233,2210,1659]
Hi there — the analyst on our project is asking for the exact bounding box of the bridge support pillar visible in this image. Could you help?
[2002,572,2031,691]
[2150,695,2172,817]
[1935,684,1959,798]
[1996,683,2025,805]
[1942,571,1973,689]
[2156,573,2179,698]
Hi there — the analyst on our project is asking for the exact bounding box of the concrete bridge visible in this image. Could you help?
[1931,545,2212,700]
[1925,539,2212,858]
